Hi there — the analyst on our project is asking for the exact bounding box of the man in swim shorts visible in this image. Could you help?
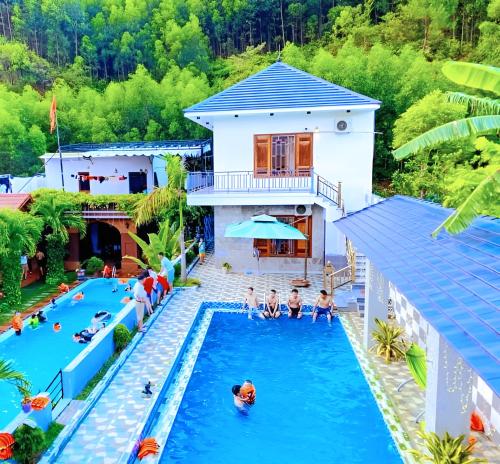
[287,289,303,319]
[133,275,147,332]
[244,287,263,320]
[312,290,335,323]
[264,289,281,318]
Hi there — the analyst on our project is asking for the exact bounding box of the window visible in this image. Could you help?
[254,215,312,258]
[254,133,312,177]
[78,172,90,192]
[129,172,147,194]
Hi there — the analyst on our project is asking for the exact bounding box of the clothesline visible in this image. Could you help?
[70,174,128,183]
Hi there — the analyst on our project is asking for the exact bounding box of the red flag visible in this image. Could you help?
[49,95,57,134]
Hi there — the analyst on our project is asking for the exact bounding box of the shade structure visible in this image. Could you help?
[224,214,306,240]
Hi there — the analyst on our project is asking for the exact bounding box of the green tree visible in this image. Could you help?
[123,219,181,270]
[394,62,500,235]
[135,155,188,281]
[0,210,42,312]
[29,194,86,285]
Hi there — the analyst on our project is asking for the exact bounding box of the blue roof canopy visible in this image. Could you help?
[334,196,500,395]
[185,62,380,114]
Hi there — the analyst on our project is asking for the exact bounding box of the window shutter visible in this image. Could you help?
[254,239,269,257]
[295,133,313,176]
[254,135,270,177]
[295,217,311,257]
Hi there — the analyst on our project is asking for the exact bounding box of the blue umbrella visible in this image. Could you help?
[224,214,306,240]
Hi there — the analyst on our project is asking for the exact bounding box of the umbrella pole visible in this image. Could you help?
[304,239,309,280]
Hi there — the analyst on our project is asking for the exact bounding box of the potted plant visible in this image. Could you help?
[221,262,232,274]
[12,424,45,464]
[82,256,105,277]
[370,318,406,363]
[21,397,32,413]
[411,428,486,463]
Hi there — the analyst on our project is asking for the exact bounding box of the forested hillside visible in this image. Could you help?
[0,0,498,207]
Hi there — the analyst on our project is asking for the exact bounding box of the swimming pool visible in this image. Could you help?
[0,278,133,428]
[151,310,402,464]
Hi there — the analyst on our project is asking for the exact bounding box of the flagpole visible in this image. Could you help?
[54,110,65,191]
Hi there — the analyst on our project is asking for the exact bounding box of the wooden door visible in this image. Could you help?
[295,216,312,257]
[295,133,313,176]
[254,135,271,177]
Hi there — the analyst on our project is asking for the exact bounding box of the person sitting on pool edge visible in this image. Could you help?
[239,380,256,405]
[287,289,303,319]
[264,289,281,319]
[244,287,264,320]
[312,290,336,324]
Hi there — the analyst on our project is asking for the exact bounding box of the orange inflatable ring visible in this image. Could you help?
[470,412,484,432]
[121,297,131,304]
[73,292,84,300]
[138,437,159,460]
[0,432,15,460]
[31,396,50,411]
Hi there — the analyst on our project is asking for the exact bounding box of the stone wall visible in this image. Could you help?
[213,204,325,274]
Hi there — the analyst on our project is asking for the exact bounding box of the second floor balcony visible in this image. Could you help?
[187,169,314,195]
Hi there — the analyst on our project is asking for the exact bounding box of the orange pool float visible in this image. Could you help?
[73,292,84,301]
[240,384,256,405]
[138,437,159,460]
[58,283,69,293]
[0,432,15,460]
[31,396,50,411]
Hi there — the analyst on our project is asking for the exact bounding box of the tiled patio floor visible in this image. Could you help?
[344,313,500,463]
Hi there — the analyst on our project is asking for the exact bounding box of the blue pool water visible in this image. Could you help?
[160,312,402,464]
[0,278,132,428]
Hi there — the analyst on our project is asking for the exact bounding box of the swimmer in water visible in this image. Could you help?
[50,298,57,308]
[73,291,84,301]
[29,314,39,328]
[37,310,47,322]
[232,385,249,414]
[53,322,61,332]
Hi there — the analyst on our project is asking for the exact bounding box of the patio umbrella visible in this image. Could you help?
[224,214,306,240]
[224,214,309,281]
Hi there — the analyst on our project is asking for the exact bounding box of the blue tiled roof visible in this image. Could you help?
[334,196,500,395]
[184,62,380,114]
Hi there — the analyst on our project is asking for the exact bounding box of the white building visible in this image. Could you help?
[42,140,211,195]
[184,61,380,273]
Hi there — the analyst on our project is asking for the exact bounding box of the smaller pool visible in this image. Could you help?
[0,278,135,428]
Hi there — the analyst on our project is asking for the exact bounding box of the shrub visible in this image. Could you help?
[186,249,196,264]
[113,324,131,352]
[13,424,45,464]
[411,429,486,463]
[82,257,104,275]
[174,262,181,277]
[45,235,67,285]
[370,318,406,363]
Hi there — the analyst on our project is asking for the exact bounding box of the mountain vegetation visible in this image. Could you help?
[0,0,498,214]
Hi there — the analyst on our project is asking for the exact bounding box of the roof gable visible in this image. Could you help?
[185,62,380,114]
[334,196,500,395]
[0,194,31,210]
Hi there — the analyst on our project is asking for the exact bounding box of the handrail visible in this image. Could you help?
[44,368,64,410]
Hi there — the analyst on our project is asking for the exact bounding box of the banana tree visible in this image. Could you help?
[135,156,188,281]
[123,220,180,271]
[393,61,500,236]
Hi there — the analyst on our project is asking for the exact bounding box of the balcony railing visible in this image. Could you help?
[187,169,314,193]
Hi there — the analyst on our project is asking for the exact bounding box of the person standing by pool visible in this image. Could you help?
[35,250,45,278]
[12,312,23,335]
[244,287,263,320]
[312,290,334,324]
[264,289,281,319]
[20,254,29,280]
[198,238,206,264]
[133,275,147,333]
[287,289,303,319]
[158,252,175,290]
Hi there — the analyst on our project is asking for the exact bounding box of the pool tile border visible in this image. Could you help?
[340,314,416,464]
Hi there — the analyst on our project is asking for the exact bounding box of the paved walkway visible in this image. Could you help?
[52,253,330,463]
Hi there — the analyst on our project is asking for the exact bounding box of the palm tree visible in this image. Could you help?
[123,219,181,270]
[30,194,86,285]
[393,62,500,235]
[0,210,42,311]
[135,156,188,281]
[0,359,31,399]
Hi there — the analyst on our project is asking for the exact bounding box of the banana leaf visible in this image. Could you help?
[405,343,427,390]
[442,61,500,95]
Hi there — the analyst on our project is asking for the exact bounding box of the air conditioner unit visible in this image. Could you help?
[334,118,352,133]
[295,204,312,216]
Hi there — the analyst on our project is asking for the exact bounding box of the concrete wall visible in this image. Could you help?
[62,299,137,399]
[212,109,375,212]
[44,156,154,194]
[214,204,325,273]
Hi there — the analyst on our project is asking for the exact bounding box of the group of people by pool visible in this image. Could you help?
[244,287,337,323]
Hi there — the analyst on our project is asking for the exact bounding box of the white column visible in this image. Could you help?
[363,260,389,349]
[425,325,474,437]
